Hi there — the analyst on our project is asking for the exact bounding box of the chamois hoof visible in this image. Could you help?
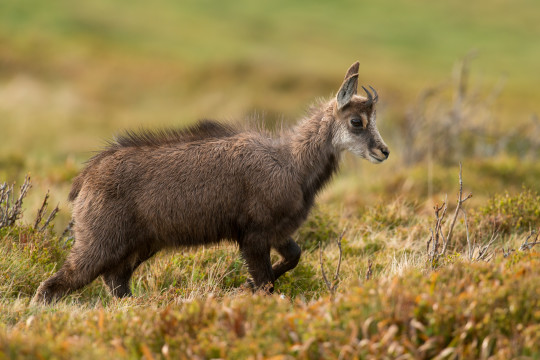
[31,283,54,305]
[244,279,274,294]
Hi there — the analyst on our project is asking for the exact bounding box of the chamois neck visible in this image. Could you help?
[289,103,340,200]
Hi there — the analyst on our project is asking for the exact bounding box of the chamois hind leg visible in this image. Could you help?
[272,237,302,280]
[101,256,136,298]
[33,254,104,304]
[240,234,275,293]
[32,235,133,304]
[101,247,157,298]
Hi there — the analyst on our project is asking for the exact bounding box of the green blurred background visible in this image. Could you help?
[1,0,539,226]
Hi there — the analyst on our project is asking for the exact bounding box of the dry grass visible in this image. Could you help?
[1,174,539,358]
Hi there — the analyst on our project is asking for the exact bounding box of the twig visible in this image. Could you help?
[34,191,50,229]
[460,208,472,260]
[502,247,514,258]
[365,259,373,281]
[0,175,31,229]
[319,230,346,296]
[39,204,59,232]
[501,229,538,258]
[427,198,448,268]
[444,162,472,254]
[475,232,499,262]
[426,163,476,268]
[62,219,75,239]
[435,197,448,254]
[32,189,60,232]
[319,241,332,292]
[333,230,344,284]
[426,236,432,259]
[519,229,539,251]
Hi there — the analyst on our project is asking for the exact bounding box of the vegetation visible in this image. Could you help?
[1,172,538,358]
[1,0,539,358]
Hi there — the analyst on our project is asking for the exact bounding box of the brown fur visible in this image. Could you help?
[33,62,389,304]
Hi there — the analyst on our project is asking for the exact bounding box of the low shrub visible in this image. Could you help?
[471,188,540,236]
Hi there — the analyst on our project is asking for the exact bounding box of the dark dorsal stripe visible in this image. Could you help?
[109,120,238,149]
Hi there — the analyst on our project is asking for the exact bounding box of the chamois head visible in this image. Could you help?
[331,61,389,164]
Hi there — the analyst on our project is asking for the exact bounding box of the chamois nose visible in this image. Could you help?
[381,148,390,159]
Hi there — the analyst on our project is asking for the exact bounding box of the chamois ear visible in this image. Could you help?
[337,74,358,110]
[344,61,360,80]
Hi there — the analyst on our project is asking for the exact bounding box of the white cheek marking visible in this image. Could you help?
[332,124,368,157]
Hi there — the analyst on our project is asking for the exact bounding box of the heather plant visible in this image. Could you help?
[472,188,540,236]
[0,173,538,359]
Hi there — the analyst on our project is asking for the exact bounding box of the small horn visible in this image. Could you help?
[361,86,373,105]
[369,85,378,103]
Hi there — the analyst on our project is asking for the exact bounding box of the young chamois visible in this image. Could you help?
[33,61,389,304]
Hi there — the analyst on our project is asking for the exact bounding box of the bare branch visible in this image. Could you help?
[39,204,59,232]
[437,196,448,255]
[319,230,346,297]
[34,191,50,229]
[333,230,345,283]
[426,234,432,259]
[62,219,75,238]
[319,241,332,293]
[519,229,539,251]
[459,208,472,261]
[445,162,472,253]
[365,259,373,281]
[502,247,514,258]
[475,232,499,262]
[0,175,31,229]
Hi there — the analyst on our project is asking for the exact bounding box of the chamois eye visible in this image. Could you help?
[350,118,363,128]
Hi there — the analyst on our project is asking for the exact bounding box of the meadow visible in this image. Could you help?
[1,0,540,358]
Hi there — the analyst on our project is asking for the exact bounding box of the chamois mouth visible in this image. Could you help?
[368,153,385,164]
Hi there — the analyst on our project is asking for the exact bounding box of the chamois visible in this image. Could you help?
[33,61,389,304]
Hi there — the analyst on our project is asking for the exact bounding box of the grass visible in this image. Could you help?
[3,255,539,359]
[1,176,539,358]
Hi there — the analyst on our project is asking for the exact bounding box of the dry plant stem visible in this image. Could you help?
[34,191,50,229]
[365,259,373,281]
[0,175,31,229]
[40,204,59,232]
[33,190,60,232]
[427,199,447,267]
[334,231,344,283]
[519,229,539,251]
[426,235,432,258]
[426,163,474,267]
[444,162,472,255]
[319,230,345,296]
[319,242,332,293]
[475,233,499,262]
[62,219,75,239]
[427,229,434,264]
[502,229,537,258]
[435,198,448,252]
[460,209,472,260]
[502,248,514,258]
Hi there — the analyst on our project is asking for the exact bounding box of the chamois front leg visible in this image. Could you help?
[240,234,275,293]
[272,237,301,280]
